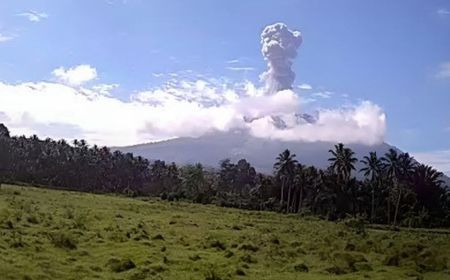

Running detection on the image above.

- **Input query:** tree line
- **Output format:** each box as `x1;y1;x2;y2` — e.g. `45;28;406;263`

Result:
0;123;448;227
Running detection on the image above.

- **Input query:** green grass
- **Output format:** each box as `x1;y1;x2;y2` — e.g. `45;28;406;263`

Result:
0;184;449;280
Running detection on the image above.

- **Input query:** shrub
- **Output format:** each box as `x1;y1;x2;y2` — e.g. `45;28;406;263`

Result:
189;254;201;261
240;254;257;264
224;250;234;258
239;243;259;252
236;268;246;276
210;240;226;250
107;257;136;272
152;234;165;241
204;267;223;280
48;231;77;250
26;215;39;224
293;262;309;272
343;216;367;236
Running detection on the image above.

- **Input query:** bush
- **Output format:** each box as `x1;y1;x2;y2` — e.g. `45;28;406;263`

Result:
239;243;259;252
152;234;165;241
107;257;136;272
210;240;226;250
204;267;223;280
343;216;367;236
48;231;77;250
293;262;309;272
236;268;246;276
240;254;257;264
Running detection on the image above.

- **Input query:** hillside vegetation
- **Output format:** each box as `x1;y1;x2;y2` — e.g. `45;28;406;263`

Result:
0;184;449;280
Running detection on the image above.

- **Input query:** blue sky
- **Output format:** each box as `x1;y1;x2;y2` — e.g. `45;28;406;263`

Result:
0;0;449;173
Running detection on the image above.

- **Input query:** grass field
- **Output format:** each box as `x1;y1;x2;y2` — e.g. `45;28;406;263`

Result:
0;184;448;280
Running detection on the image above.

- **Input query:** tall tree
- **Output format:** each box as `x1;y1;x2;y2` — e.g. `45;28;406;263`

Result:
328;143;357;184
381;149;402;225
0;124;11;187
274;149;297;212
360;152;383;221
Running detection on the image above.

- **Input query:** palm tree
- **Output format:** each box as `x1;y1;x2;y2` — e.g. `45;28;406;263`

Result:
411;164;444;218
381;149;399;225
274;149;297;212
328;143;357;184
360;152;383;222
392;153;416;225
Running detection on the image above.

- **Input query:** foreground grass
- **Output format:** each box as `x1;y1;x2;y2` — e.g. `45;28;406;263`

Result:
0;185;448;280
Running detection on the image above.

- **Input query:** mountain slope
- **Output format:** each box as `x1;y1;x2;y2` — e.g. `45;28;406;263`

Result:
117;130;395;173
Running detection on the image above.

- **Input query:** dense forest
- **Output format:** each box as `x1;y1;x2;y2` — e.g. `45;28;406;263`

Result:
0;123;448;228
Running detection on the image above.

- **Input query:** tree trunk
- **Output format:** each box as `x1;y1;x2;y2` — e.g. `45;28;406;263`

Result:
287;183;292;213
371;183;375;222
292;188;298;213
299;185;304;211
387;188;391;225
393;186;402;226
280;176;285;208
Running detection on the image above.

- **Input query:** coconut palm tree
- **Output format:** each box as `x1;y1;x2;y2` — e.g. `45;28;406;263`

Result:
360;152;383;222
328;143;357;184
274;149;298;212
411;164;444;219
390;152;416;225
381;148;404;225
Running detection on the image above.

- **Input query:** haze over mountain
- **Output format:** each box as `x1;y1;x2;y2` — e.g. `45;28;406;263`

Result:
116;130;450;187
116;130;392;174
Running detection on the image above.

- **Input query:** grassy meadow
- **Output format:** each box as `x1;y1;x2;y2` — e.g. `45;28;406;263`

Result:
0;184;449;280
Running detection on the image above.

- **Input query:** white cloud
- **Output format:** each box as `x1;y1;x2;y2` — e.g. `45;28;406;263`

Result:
18;11;48;22
248;101;385;145
0;34;14;42
91;84;119;96
298;83;312;90
226;59;240;64
0;72;386;147
413;150;450;176
312;91;333;99
436;62;450;79
437;8;450;16
52;65;97;86
226;67;255;71
152;73;164;78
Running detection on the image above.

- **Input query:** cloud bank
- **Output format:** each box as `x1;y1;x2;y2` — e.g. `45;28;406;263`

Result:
0;74;385;146
0;23;386;147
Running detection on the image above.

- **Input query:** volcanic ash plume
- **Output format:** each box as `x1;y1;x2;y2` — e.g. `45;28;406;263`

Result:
260;23;302;93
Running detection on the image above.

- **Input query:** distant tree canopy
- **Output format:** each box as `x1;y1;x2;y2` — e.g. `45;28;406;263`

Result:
0;123;448;228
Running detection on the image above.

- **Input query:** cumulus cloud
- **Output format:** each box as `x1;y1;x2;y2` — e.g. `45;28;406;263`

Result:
18;11;48;22
260;23;302;93
52;65;97;86
248;101;385;145
436;62;450;79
